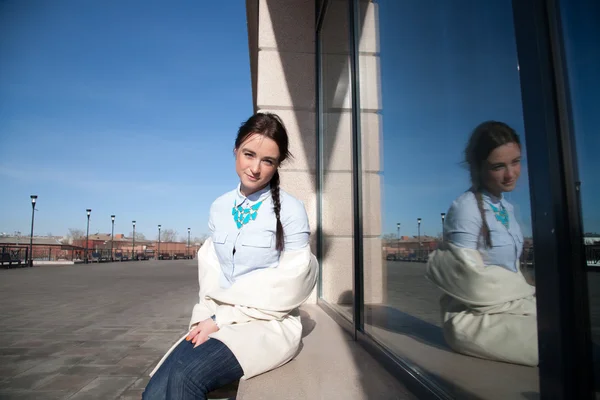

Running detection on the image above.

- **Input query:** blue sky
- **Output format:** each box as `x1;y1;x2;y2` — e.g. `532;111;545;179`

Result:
378;0;533;238
0;0;597;240
377;0;600;238
561;0;600;236
0;1;252;239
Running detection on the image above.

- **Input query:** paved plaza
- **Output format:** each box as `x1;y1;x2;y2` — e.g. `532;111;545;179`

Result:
0;260;198;399
1;257;598;399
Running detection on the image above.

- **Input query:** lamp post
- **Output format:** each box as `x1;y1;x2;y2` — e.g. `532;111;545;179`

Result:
417;217;422;259
110;215;115;261
29;195;37;267
396;222;401;258
441;213;446;239
84;208;92;264
132;221;136;261
187;228;191;259
158;224;161;260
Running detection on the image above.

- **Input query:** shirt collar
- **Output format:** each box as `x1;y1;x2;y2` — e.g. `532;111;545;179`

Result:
481;189;504;206
235;183;271;207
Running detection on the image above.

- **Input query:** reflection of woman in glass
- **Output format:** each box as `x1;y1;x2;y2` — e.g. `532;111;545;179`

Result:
426;121;538;366
143;113;317;399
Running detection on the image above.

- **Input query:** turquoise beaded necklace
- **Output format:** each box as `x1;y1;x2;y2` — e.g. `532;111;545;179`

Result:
489;202;509;229
232;200;264;229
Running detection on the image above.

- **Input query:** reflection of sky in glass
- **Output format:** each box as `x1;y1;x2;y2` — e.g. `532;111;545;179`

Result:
560;0;600;235
377;0;533;237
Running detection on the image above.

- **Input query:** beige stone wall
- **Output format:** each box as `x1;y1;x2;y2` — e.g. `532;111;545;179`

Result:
248;0;317;303
246;0;384;306
319;0;385;305
358;1;385;305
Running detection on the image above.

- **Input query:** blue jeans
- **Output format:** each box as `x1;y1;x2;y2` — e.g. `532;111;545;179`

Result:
143;338;244;400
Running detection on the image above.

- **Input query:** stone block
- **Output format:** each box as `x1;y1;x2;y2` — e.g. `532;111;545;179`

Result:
257;51;316;110
259;0;315;52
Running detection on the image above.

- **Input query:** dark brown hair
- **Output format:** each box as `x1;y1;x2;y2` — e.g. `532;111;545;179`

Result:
235;112;291;251
465;121;521;247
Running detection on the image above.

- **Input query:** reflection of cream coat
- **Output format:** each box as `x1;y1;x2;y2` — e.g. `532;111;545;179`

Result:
426;243;538;366
150;238;318;379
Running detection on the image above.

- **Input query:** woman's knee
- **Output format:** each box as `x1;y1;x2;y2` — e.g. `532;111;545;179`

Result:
167;362;209;397
142;378;165;400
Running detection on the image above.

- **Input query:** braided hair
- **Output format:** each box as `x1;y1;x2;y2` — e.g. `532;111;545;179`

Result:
235;112;291;251
464;121;521;248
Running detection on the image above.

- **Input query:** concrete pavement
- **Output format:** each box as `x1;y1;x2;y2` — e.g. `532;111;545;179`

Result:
0;260;197;399
2;257;594;399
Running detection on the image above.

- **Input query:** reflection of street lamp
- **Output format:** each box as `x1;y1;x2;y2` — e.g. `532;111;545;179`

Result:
417;218;422;257
396;223;401;258
132;221;136;260
187;228;191;259
29;195;38;267
441;213;446;239
85;209;91;264
158;225;161;260
111;215;115;262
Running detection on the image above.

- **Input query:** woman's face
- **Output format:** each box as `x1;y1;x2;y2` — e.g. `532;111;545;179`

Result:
235;133;280;196
482;142;522;197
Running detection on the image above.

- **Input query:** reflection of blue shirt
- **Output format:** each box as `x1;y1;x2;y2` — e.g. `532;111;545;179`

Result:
444;191;523;272
209;184;310;289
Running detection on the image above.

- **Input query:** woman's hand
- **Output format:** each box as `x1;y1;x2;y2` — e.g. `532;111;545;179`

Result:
186;318;219;348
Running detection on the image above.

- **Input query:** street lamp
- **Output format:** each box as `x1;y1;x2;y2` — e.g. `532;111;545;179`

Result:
158;224;161;260
132;221;136;261
85;209;91;264
187;227;191;259
441;213;446;239
417;218;422;258
396;222;401;258
111;215;115;262
29;195;37;267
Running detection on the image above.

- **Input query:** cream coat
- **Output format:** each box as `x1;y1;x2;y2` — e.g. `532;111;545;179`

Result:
150;238;318;379
426;243;538;366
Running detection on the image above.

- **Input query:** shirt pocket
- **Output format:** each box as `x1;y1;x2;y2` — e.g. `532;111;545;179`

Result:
490;229;513;247
241;232;274;248
487;229;517;271
212;231;228;245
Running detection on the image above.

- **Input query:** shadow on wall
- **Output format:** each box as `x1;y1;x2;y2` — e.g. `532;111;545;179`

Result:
262;0;360;190
264;1;400;398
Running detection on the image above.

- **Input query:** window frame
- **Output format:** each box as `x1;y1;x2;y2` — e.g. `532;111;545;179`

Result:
314;0;595;398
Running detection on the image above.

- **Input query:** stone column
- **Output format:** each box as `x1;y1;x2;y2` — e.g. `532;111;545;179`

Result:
246;0;384;305
247;0;317;302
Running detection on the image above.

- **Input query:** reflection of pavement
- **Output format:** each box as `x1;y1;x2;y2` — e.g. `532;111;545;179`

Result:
587;273;600;344
384;261;443;327
384;260;600;346
370;261;540;399
0;260;197;399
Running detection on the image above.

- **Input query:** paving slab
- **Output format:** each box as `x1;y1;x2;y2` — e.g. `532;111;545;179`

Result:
0;259;432;399
0;260;196;399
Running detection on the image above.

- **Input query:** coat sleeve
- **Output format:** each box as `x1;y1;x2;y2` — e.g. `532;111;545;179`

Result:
189;239;291;329
213;304;289;326
207;247;317;326
188;239;221;330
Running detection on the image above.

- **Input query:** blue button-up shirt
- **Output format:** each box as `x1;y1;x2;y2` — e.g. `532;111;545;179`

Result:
208;184;310;289
444;191;523;272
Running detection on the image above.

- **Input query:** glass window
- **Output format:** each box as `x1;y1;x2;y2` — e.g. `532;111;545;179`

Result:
357;1;538;398
319;0;354;321
559;0;600;393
